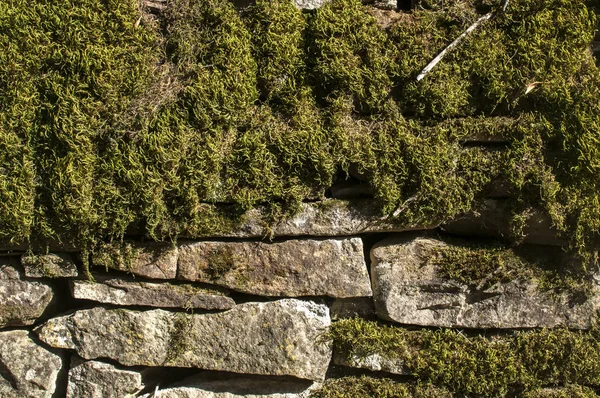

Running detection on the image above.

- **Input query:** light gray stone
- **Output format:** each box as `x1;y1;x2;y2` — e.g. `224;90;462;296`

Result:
177;238;371;298
333;351;409;375
36;299;331;381
205;200;434;239
92;242;178;279
330;297;376;320
0;330;62;398
0;279;53;327
293;0;328;9
66;358;144;398
141;373;317;398
371;235;600;329
21;253;78;278
71;278;235;310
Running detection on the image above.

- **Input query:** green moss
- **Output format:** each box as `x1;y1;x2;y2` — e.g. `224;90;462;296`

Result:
329;319;600;397
205;246;236;280
165;311;193;366
0;0;599;267
310;377;451;398
311;377;600;398
428;242;593;297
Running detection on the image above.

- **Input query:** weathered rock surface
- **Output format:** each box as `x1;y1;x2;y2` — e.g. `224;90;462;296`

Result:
205;200;433;239
36;299;331;380
66;357;144;398
0;279;53;327
330;297;376;320
371;235;600;329
71;278;235;310
92;242;178;279
293;0;327;9
333;351;409;375
141;373;317;398
0;330;62;398
178;238;371;298
21;253;78;278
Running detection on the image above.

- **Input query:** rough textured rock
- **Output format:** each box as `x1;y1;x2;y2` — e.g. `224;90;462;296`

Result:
92;242;178;279
36;299;331;381
371;235;600;329
141;373;317;398
0;279;53;327
0;330;62;398
293;0;327;9
178;238;371;298
330;297;376;320
0;256;21;280
333;351;409;375
66;357;144;398
71;278;235;310
21;253;78;278
205;200;433;239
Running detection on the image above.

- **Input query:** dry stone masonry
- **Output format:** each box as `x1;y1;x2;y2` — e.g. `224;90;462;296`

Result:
3;0;600;396
2;197;599;396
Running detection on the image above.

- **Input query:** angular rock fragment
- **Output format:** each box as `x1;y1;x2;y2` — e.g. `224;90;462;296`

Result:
92;242;178;279
36;299;331;381
371;235;600;329
66;357;144;398
178;238;371;298
21;253;78;278
71;278;235;310
0;330;62;398
0;279;53;327
140;373;317;398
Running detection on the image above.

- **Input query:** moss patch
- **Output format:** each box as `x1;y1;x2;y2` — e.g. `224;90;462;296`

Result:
329;318;600;397
311;377;452;398
1;0;600;267
428;241;593;297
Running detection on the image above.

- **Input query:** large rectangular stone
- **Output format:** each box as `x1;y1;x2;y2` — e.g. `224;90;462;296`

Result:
177;238;372;298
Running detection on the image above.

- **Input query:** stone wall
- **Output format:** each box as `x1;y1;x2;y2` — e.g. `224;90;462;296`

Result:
2;193;599;397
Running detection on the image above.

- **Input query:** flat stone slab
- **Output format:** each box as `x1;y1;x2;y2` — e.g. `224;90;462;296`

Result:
66;358;144;398
371;235;600;329
21;253;78;278
71;278;235;310
204;200;433;239
0;279;53;327
0;330;62;398
141;373;317;398
35;299;331;381
92;242;178;279
178;238;371;298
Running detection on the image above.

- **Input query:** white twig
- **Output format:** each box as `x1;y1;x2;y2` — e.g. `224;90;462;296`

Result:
417;12;494;81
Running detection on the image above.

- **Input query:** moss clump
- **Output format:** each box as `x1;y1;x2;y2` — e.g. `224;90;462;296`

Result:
307;0;393;114
329;318;600;397
205;247;236;280
428;242;593;297
1;0;600;268
310;377;451;398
